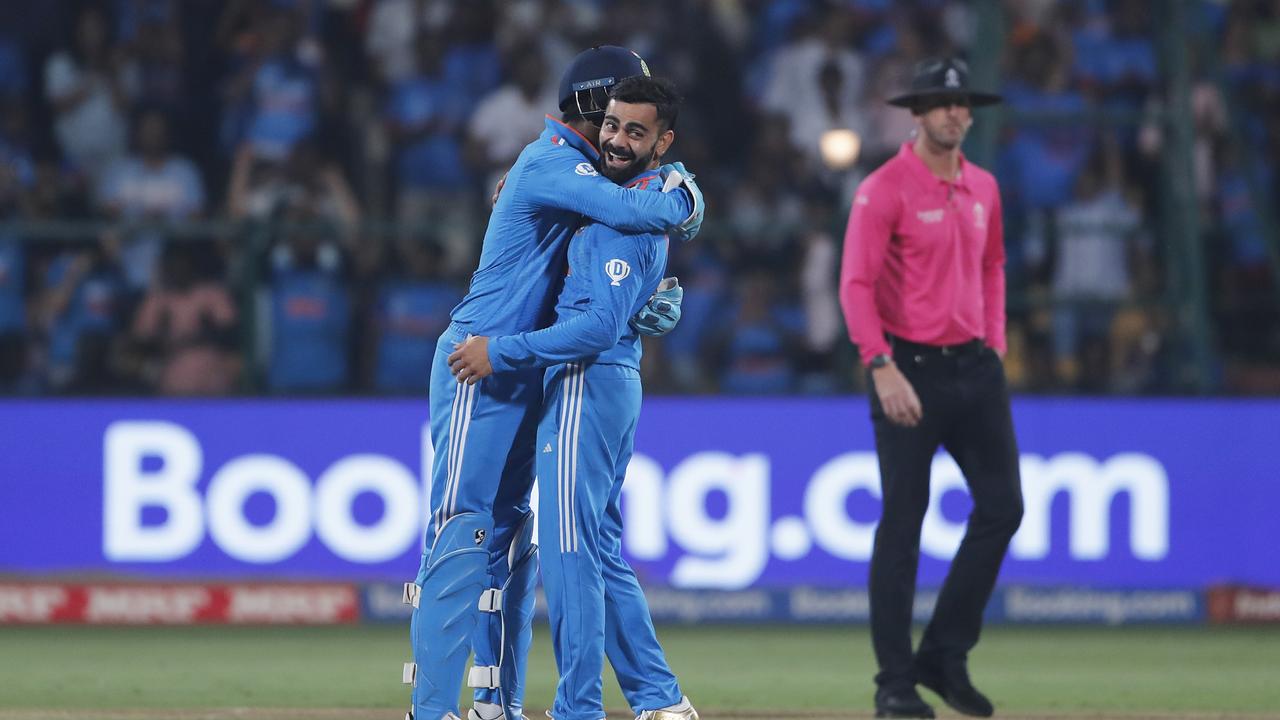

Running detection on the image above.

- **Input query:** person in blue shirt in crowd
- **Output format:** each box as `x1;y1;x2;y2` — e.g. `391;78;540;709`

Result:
445;75;699;720
39;243;126;392
400;47;703;720
264;192;351;394
372;240;462;394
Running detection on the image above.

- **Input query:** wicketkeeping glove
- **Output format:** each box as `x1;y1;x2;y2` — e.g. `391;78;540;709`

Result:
629;277;683;337
659;162;704;243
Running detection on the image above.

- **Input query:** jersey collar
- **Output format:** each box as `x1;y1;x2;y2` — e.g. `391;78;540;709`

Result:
624;169;661;189
544;115;600;162
899;140;970;191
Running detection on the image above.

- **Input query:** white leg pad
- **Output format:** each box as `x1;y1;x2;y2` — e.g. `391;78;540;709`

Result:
402;662;417;685
403;582;421;608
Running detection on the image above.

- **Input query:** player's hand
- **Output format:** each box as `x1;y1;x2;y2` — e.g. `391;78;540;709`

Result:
659;162;703;243
447;336;493;385
630;277;683;336
871;362;923;427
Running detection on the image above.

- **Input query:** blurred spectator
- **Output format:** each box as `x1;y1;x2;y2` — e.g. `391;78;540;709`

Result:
1072;0;1157;112
660;245;728;393
0;155;26;389
366;0;440;85
129;243;239;395
228;142;360;239
465;42;556;197
725;116;806;267
43;5;128;179
37;243;126;392
118;5;186;115
441;1;502;109
223;7;323;161
0;33;27;99
797;211;843;393
760;6;866;168
261;192;352;394
1000;29;1092;212
862;52;919;166
1048;138;1148;390
96;108;205;290
369;239;460;394
387;31;475;273
713;272;800;394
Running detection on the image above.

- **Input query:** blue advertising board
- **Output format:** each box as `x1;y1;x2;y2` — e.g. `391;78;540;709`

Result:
1;398;1276;590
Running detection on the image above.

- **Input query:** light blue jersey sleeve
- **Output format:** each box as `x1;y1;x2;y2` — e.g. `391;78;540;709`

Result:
519;150;689;233
487;228;656;372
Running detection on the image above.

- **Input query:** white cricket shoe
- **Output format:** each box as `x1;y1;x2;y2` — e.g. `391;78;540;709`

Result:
468;702;529;720
636;696;699;720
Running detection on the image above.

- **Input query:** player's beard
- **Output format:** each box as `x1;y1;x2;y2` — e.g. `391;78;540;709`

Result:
922;117;969;151
600;139;657;183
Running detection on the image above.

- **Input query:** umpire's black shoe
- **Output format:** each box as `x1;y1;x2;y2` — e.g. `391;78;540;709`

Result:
915;660;994;717
874;687;935;718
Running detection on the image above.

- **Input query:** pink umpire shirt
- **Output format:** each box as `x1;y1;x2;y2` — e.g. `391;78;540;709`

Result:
839;141;1007;366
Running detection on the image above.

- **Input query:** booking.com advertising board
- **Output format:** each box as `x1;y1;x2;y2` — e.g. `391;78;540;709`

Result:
0;398;1276;591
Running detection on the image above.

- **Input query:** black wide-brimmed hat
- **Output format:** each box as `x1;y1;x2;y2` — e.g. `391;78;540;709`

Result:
887;57;1002;109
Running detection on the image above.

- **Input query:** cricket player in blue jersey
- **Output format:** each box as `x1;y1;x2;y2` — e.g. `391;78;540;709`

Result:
402;48;704;720
447;76;699;720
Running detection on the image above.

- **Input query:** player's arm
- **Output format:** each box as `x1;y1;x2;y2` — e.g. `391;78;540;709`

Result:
489;230;649;370
520;151;694;235
981;189;1007;358
448;231;651;383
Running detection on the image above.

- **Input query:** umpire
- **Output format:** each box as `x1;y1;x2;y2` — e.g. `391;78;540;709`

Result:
839;58;1023;719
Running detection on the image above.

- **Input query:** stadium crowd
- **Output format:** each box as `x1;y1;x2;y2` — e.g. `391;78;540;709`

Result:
0;0;1275;396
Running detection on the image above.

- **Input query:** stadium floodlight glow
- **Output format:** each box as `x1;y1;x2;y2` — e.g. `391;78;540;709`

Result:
819;128;861;171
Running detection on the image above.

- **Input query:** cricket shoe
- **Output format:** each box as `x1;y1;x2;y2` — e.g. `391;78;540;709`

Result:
915;660;993;717
874;687;935;718
636;696;699;720
469;702;528;720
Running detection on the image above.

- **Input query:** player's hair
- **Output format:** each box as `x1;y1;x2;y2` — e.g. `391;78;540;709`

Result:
608;76;681;131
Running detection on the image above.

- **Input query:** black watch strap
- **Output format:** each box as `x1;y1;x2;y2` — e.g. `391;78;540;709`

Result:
869;353;892;369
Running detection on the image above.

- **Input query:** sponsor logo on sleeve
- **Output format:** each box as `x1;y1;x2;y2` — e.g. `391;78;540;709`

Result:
575;162;599;177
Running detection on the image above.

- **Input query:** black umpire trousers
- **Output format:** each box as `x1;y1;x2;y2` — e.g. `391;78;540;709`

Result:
867;337;1023;691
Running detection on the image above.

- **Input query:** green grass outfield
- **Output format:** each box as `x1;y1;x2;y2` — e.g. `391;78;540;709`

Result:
1;624;1278;718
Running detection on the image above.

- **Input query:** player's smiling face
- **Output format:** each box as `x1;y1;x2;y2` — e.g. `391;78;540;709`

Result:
598;100;673;183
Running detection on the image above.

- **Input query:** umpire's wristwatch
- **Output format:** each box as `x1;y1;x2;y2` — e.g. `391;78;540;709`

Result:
869;353;893;370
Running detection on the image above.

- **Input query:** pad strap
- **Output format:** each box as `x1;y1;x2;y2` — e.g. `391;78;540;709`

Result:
403;582;421;608
478;588;502;612
468;665;500;689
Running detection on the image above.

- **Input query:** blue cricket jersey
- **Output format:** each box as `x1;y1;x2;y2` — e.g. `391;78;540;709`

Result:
450;116;688;336
487;169;669;372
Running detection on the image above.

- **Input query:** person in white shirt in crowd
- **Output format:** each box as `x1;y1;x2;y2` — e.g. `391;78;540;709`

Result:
44;5;128;180
96;108;205;291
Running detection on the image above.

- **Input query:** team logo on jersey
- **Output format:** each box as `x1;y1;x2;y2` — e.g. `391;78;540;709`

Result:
973;201;986;229
604;258;631;286
575;162;599;176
